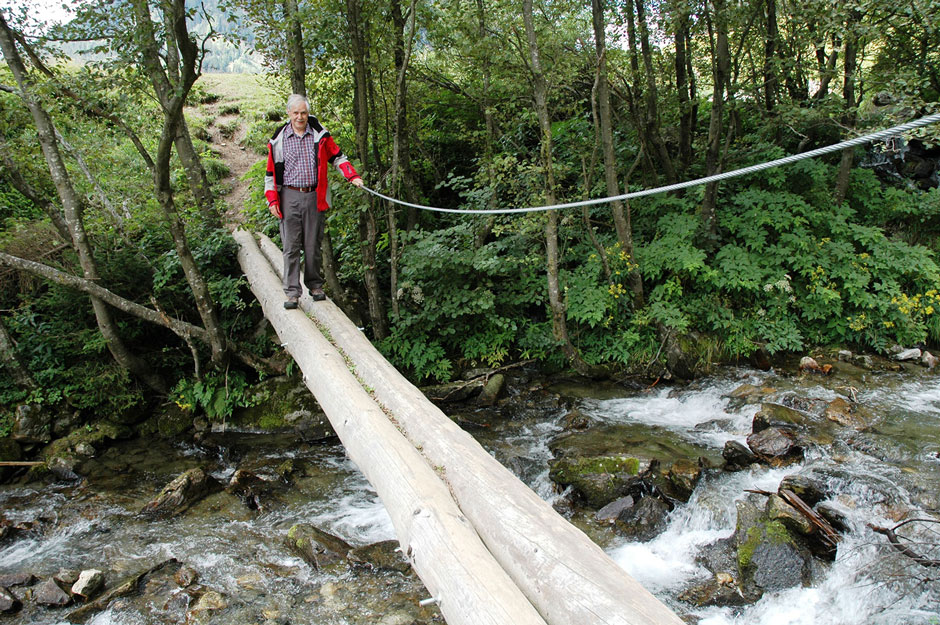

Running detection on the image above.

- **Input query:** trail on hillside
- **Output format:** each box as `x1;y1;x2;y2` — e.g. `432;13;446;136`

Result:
205;101;261;226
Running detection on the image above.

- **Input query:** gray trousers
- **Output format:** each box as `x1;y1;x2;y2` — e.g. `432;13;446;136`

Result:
280;187;325;297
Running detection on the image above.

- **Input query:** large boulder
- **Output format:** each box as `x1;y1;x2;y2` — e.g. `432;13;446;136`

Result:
548;455;642;508
614;495;672;541
11;404;52;446
746;427;804;466
230;376;334;441
36;577;72;607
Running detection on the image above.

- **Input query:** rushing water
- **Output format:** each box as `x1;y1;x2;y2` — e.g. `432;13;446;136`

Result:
1;365;938;624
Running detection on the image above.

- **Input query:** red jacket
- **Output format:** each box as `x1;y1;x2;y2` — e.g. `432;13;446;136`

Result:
264;117;359;214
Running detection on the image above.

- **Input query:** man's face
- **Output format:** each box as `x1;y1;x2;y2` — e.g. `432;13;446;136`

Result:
289;102;309;133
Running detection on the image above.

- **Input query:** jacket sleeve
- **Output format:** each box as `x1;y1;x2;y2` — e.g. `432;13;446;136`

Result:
325;136;360;181
264;143;280;205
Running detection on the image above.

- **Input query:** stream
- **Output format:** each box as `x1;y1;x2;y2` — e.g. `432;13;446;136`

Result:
1;363;938;624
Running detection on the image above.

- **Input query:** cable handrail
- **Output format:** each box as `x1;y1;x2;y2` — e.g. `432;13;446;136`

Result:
361;112;940;215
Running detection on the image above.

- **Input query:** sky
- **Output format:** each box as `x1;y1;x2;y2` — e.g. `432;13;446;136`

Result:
1;0;74;26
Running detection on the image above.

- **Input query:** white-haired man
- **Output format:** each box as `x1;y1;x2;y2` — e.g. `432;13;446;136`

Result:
264;94;363;309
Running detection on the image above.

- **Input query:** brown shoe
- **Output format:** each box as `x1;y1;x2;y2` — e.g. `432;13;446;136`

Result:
310;288;326;302
283;296;299;310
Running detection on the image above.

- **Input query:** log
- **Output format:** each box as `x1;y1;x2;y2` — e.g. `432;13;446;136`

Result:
0;461;44;467
257;234;685;625
234;230;547;625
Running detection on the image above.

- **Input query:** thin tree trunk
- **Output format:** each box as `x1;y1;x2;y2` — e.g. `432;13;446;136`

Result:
283;0;306;95
346;0;387;340
674;2;693;174
131;0;229;366
592;0;643;306
700;0;731;243
813;36;839;99
763;0;779;112
0;13;167;393
834;11;860;206
0;151;71;242
174;118;218;226
522;0;592;377
636;0;677;184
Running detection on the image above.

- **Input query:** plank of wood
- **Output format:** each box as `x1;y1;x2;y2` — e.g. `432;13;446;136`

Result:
235;230;547;625
257;234;685;625
0;461;44;467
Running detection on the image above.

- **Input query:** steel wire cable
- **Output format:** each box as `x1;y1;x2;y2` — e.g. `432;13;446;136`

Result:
361;112;940;215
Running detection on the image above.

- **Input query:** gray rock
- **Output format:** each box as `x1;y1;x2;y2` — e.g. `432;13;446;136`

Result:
767;494;813;536
174;566;199;588
138;467;222;520
894;347;922;361
778;474;827;506
616;496;671;541
722;440;757;470
595;495;635;522
286;524;351;570
348;540;411;573
750;540;805;591
11;404;51;445
74;442;97;458
678;574;748;608
71;569;105;601
36;578;72;606
0;573;35;588
922;351;938;369
747;427;804;466
0;586;21;614
54;569;80;585
752;402;812;432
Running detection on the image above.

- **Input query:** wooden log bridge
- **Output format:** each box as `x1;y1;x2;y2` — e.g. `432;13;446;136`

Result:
234;230;685;625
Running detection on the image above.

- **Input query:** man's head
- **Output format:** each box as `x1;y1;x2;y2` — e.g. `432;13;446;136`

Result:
287;94;309;135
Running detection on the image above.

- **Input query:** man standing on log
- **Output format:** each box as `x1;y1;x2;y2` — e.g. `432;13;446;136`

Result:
265;94;363;309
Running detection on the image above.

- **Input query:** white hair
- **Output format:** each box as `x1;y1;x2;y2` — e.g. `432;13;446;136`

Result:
286;94;309;113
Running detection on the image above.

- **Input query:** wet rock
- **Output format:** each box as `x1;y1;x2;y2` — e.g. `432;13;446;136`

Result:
12;404;52;445
666;458;703;502
823;397;868;430
36;577;72;606
227;469;272;511
816;501;851;533
561;407;591;431
0;586;21;614
139;467;223;519
286;523;351;570
548;456;641;508
922;351;938;369
71;569;105;602
798;356;831;375
477;373;506;406
778;474;827;506
853;354;874;368
424;379;483;403
724;384;776;409
746;427;804;466
752;402;811;432
0;573;35;588
615;495;671;541
595;495;635;522
74;442;96;458
837;350;853;361
722;440;757;471
54;569;80;585
894;347;922;361
678;573;748;608
348;540;411;573
47;454;82;481
0;438;22;483
187;589;227;620
174;566;199;588
767;494;814;536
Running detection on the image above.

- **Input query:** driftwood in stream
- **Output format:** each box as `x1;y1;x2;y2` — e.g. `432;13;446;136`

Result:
747;488;841;549
67;559;179;623
254;233;685;625
870;519;940;569
235;230;547;625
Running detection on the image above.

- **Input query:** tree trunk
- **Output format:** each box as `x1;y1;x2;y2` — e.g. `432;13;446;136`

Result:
700;0;731;243
174;118;218;226
635;0;677;184
834;11;860;206
0;12;167;393
592;0;643;306
762;0;779;112
522;0;592;377
673;2;693;174
346;0;388;340
283;0;306;95
813;36;839;100
131;0;229;366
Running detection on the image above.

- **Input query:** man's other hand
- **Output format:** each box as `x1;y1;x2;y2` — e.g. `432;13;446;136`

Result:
269;202;282;218
351;177;364;188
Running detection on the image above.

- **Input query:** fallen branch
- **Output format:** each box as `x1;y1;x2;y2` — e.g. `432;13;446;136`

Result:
869;520;940;569
0;461;44;467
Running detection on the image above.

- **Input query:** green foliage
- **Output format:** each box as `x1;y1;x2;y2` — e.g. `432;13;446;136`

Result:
171;369;259;421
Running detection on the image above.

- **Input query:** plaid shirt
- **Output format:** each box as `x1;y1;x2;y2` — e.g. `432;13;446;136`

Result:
283;128;317;187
